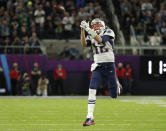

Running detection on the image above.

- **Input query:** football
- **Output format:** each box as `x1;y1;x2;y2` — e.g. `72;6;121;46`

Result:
54;5;65;13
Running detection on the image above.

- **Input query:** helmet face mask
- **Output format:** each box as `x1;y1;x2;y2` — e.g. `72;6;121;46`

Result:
91;18;105;34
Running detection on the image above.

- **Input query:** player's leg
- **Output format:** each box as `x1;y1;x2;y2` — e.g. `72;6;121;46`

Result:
107;64;118;98
87;70;102;119
83;70;102;126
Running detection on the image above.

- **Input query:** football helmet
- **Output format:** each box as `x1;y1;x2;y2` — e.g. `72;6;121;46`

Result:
90;18;105;34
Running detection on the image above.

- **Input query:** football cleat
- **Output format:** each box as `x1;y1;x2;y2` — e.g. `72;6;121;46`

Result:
83;118;95;126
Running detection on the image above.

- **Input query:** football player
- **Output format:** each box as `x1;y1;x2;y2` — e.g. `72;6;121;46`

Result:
80;18;118;126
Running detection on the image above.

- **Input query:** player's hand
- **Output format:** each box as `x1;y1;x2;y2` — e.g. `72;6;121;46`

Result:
80;20;97;38
80;20;90;32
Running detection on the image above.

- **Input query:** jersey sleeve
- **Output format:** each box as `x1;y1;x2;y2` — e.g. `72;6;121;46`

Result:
103;29;115;39
101;32;114;47
85;35;92;46
101;35;111;43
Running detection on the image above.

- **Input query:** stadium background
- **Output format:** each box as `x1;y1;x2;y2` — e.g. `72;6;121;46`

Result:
0;0;166;96
0;0;166;131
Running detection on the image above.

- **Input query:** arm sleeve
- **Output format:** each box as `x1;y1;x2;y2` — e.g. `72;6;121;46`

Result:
101;35;113;43
104;29;115;39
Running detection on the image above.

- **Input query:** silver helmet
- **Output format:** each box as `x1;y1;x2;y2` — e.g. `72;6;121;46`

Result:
91;18;105;34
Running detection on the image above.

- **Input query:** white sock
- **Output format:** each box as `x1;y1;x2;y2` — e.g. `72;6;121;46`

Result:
87;89;97;119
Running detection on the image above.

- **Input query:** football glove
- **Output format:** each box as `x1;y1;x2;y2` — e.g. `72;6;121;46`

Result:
80;21;90;31
80;20;97;38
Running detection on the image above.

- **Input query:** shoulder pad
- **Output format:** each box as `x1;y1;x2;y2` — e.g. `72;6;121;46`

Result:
103;29;115;39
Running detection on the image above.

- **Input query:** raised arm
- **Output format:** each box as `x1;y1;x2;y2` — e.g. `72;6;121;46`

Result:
80;20;102;43
80;28;88;47
93;35;102;43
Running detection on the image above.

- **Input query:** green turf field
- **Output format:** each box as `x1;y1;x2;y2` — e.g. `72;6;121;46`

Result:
0;96;166;131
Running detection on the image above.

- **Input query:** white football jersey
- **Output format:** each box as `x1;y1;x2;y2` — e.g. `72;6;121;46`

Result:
86;28;115;63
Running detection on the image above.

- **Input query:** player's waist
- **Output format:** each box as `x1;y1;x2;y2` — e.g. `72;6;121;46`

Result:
96;62;115;69
97;62;114;65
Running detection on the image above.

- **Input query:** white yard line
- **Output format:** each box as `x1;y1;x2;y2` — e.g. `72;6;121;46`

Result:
0;123;130;126
160;105;166;107
1;129;136;131
1;128;164;131
0;96;166;99
1;119;166;122
120;99;166;108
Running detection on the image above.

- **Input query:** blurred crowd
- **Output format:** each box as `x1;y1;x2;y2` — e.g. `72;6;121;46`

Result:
116;62;133;94
0;62;67;96
0;0;107;54
0;61;133;96
114;0;166;46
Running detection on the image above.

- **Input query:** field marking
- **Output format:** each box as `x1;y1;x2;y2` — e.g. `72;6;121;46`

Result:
160;105;166;107
0;123;130;126
1;129;138;131
120;99;166;108
2;128;165;131
1;96;166;100
1;119;166;122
